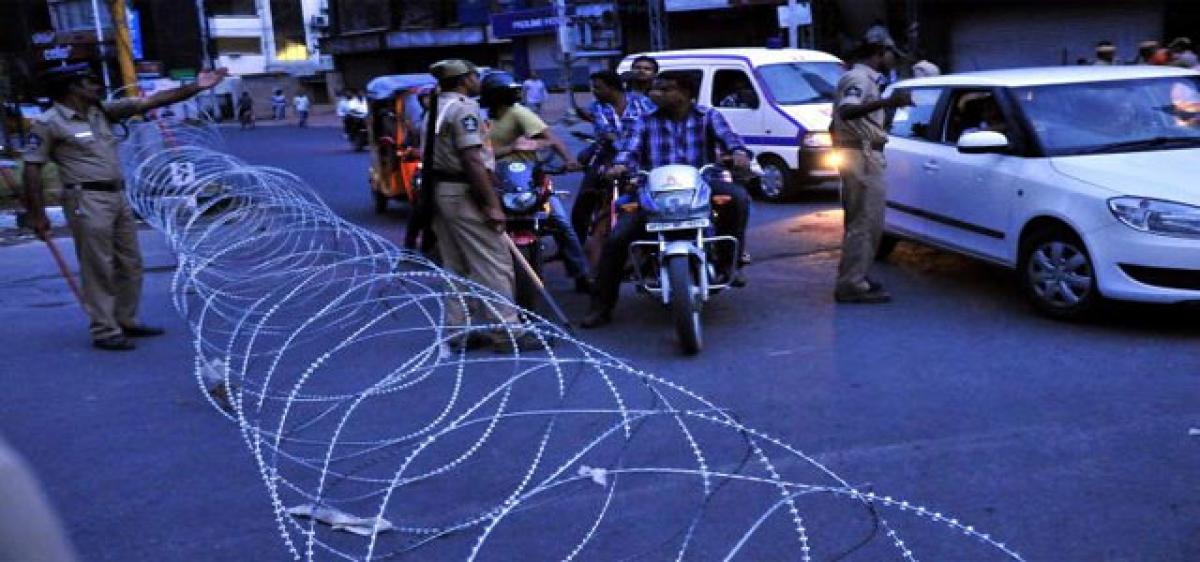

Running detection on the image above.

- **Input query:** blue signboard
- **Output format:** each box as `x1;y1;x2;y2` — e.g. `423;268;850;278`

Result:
126;6;144;60
491;6;561;39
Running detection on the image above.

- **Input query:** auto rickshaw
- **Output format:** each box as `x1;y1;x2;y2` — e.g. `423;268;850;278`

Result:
364;74;436;214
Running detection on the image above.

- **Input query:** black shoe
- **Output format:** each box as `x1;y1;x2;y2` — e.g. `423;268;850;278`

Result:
834;286;892;304
738;252;752;267
94;335;136;351
865;277;885;292
580;309;612;329
447;332;492;352
730;269;748;288
122;324;165;338
574;276;594;294
493;332;554;353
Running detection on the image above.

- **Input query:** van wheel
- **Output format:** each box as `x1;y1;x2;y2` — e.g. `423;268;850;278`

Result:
753;155;795;203
1018;226;1100;320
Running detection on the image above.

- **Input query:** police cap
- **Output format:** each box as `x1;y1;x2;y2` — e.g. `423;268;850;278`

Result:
429;59;478;80
40;62;96;83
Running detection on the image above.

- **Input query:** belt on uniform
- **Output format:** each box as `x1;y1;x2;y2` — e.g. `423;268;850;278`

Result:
422;170;469;184
833;140;887;151
64;181;123;192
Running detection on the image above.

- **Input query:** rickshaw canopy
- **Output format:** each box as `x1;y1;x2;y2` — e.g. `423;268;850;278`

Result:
366;74;436;100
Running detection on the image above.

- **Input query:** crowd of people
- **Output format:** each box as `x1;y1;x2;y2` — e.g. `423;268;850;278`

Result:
1090;36;1199;68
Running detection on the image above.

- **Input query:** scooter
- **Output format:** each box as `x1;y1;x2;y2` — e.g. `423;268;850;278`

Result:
344;109;368;152
625;163;745;355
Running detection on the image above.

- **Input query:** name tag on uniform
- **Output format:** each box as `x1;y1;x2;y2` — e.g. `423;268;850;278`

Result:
73;131;94;139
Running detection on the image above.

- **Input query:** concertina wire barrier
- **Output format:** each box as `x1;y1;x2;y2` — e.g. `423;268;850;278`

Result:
117;116;1023;561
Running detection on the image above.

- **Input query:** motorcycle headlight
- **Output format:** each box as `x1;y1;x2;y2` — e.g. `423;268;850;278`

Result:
651;189;698;216
802;131;833;148
1108;197;1200;239
502;191;538;213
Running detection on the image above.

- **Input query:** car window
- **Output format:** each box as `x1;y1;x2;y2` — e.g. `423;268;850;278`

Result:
943;90;1010;143
1013;76;1200;156
757;62;843;105
712;69;760;109
888;88;942;141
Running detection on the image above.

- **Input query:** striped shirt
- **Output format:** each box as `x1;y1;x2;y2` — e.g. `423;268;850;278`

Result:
613;104;748;171
590;92;656;138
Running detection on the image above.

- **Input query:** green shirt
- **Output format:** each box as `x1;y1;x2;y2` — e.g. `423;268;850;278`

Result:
487;103;546;163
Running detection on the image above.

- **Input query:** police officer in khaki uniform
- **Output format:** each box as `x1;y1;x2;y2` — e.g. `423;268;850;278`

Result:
832;40;912;304
23;63;228;350
423;59;547;353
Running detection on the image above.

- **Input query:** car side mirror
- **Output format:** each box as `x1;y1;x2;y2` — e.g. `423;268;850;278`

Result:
957;131;1010;154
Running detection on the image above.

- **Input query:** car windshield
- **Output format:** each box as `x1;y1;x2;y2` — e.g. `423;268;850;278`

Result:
757;62;843;105
1013;76;1200;156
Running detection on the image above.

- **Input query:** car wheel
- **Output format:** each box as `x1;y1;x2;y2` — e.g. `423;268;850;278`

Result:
876;234;900;261
753;155;794;203
1019;226;1100;320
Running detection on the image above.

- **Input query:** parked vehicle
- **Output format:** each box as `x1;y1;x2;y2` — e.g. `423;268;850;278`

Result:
364;74;436;214
618;48;844;201
625;164;745;354
880;65;1200;319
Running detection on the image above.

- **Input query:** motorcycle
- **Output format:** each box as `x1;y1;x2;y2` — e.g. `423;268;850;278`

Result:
569;130;624;267
495;158;565;310
344;109;368;152
625;163;747;355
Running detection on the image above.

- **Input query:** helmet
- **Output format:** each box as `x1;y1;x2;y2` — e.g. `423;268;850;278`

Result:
479;71;521;109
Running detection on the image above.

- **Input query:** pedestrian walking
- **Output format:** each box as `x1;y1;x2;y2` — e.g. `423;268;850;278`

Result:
237;91;254;129
521;71;547;114
422;58;547;353
293;91;310;127
21;63;229;350
271;88;286;120
831;38;913;304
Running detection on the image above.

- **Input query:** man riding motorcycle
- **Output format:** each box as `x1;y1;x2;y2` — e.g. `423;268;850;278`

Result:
582;72;753;329
478;72;591;293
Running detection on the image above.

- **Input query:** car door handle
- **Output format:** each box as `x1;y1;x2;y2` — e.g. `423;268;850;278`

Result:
922;161;940;172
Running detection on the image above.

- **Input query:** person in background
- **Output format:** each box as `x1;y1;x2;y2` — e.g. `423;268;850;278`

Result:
237;91;254;129
522;71;548;114
335;90;352;137
1133;40;1161;64
911;59;941;78
1094;41;1118;65
1168;37;1199;68
293;90;310;127
23;63;229;350
627;55;658;95
271;88;286;120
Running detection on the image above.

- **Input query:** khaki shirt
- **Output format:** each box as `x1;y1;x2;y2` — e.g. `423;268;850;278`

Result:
424;92;494;175
832;63;888;147
23;100;142;185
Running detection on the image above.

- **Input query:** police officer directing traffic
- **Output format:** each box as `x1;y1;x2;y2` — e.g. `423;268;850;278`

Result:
22;63;229;351
832;39;912;304
423;59;547;353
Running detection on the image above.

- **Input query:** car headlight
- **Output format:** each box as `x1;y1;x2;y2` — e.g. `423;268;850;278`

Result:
802;132;833;148
502;191;538;213
1108;197;1200;238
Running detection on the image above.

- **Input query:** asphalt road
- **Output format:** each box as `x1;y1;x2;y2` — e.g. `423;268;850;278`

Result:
2;123;1197;561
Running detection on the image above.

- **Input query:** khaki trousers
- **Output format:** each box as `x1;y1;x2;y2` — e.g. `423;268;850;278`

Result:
430;182;520;330
61;189;143;340
836;149;888;292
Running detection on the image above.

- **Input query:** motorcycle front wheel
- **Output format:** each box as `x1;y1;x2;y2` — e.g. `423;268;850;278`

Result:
666;255;702;355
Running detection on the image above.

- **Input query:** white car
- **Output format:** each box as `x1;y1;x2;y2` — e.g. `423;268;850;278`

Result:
879;65;1200;318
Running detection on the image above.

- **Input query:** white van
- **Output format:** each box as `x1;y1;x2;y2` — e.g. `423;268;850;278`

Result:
617;48;844;201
